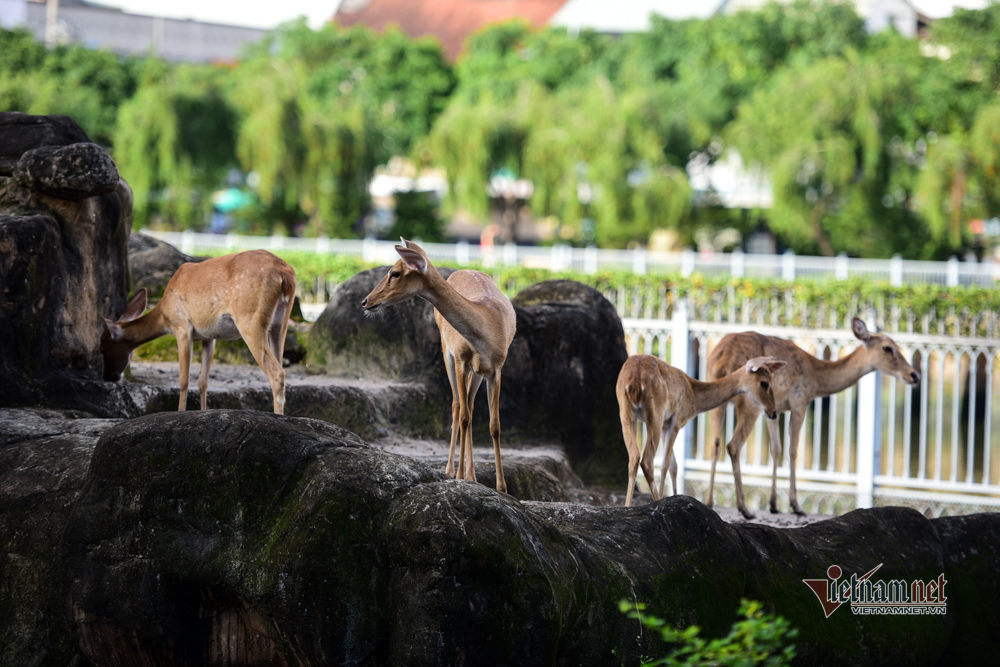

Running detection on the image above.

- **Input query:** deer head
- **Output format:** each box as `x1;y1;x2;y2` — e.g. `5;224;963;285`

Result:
744;356;786;419
361;238;433;312
99;288;147;382
851;318;920;386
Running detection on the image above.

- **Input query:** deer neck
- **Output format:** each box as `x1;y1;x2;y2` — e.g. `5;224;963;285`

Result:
811;345;872;396
690;371;746;414
119;306;170;350
417;269;496;350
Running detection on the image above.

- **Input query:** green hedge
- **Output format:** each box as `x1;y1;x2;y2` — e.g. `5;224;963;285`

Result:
244;250;1000;326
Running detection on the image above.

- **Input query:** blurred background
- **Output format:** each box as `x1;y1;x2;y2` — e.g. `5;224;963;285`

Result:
2;0;999;261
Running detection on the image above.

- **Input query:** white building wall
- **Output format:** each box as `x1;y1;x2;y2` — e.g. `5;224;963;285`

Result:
20;1;266;62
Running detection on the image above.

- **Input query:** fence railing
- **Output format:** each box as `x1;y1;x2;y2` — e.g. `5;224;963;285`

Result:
623;303;1000;516
142;230;1000;287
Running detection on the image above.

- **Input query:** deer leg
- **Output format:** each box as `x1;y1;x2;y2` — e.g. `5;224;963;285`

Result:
268;298;291;364
619;398;641;507
640;403;662;501
176;330;193;412
788;408;806;515
238;321;286;415
444;350;460;478
767;416;782;513
199;339;216;411
487;371;506;494
462;373;484;483
706;406;725;507
726;409;760;519
658;419;681;498
454;360;470;480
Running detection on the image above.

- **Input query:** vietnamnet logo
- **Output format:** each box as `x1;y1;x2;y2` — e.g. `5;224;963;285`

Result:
803;564;948;617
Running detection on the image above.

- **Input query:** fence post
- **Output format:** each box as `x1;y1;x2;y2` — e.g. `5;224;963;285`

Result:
457;240;470;266
317;236;331;254
856;371;878;509
836;252;849;280
270;234;284;250
670;298;690;496
632;246;647;275
181;229;195;255
550;244;562;271
226;232;239;251
681;248;695;277
947;256;959;287
782;249;796;281
362;236;377;263
731;248;744;278
503;242;517;266
584;245;598;274
890;254;903;286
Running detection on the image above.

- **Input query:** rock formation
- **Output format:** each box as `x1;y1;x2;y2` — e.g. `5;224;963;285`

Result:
0;112;132;407
311;271;628;484
28;410;990;666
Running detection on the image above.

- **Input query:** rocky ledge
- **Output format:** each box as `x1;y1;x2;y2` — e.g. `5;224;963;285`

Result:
2;410;997;666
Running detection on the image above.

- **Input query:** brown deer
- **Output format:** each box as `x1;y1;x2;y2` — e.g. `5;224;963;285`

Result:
361;239;517;492
706;318;920;519
100;250;297;414
617;354;785;507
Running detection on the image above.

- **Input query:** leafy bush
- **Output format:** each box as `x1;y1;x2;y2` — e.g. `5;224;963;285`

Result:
619;598;797;667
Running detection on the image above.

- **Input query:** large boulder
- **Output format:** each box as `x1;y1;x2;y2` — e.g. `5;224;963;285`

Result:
0;112;132;408
42;410;993;666
128;232;204;298
0;112;90;172
14;142;120;201
310;274;628;485
309;265;455;385
0;409;120;666
504;280;629;484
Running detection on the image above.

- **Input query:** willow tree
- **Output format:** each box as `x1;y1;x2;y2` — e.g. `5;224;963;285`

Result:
228;54;375;237
916;105;1000;248
113;64;236;228
727;45;935;257
427;75;692;247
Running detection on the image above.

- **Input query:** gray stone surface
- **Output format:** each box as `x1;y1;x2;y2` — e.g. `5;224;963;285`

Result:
14;142;120;201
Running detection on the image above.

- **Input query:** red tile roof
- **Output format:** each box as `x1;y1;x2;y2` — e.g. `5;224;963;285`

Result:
334;0;569;61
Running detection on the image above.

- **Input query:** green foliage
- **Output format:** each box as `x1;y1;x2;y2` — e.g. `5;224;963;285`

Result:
390;190;445;241
240;251;1000;331
9;0;1000;257
619;599;797;667
114;64;237;228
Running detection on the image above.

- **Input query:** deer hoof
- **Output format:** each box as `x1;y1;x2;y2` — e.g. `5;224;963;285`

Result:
792;506;807;517
769;501;780;514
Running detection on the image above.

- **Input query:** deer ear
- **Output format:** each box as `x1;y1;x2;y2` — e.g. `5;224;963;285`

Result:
102;318;122;341
395;246;427;272
745;356;772;373
765;360;786;373
121;289;147;322
852;317;871;342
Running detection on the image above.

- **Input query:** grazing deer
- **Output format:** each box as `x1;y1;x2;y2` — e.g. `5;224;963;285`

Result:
706;318;921;519
100;250;297;414
361;239;517;492
617;354;785;507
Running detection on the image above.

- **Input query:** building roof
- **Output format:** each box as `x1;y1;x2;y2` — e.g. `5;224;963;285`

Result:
333;0;568;61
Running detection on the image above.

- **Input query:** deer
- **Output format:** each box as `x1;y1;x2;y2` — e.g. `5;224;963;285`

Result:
99;249;297;414
617;354;785;507
705;318;921;519
361;238;517;493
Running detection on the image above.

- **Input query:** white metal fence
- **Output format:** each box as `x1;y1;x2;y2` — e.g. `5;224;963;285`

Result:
623;302;1000;516
142;230;1000;287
